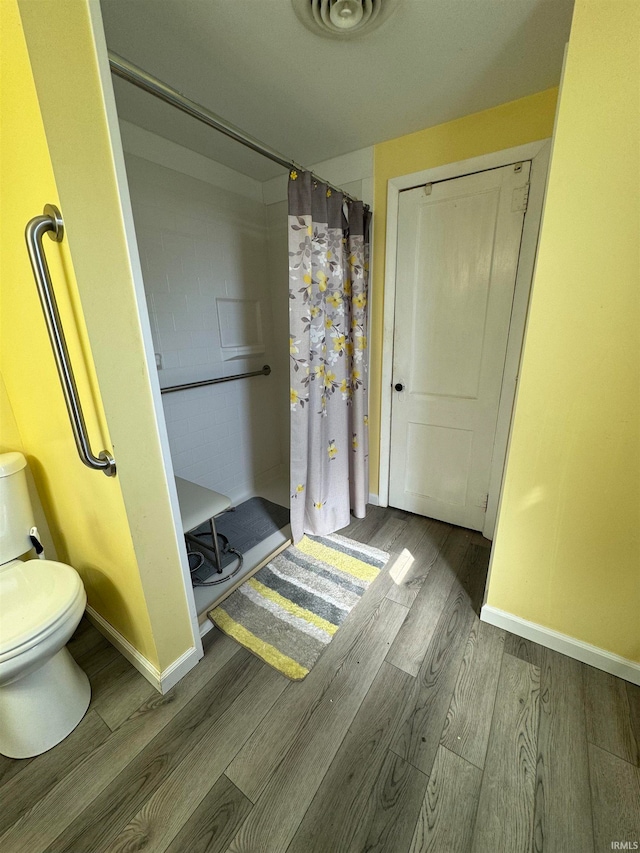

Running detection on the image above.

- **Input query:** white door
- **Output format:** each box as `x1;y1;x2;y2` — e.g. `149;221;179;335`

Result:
389;162;530;530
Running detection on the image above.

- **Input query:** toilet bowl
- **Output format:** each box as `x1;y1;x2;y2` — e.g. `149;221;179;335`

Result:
0;452;91;758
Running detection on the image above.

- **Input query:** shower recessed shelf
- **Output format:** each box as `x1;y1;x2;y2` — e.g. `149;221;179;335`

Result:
216;297;265;361
222;346;265;361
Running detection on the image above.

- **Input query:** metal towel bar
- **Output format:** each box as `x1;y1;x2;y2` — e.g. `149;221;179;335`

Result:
161;364;271;395
25;205;116;477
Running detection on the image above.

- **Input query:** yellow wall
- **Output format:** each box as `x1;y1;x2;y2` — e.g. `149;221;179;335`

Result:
0;0;159;665
486;0;640;662
2;0;197;673
18;0;197;672
0;374;58;559
371;88;558;488
0;376;24;459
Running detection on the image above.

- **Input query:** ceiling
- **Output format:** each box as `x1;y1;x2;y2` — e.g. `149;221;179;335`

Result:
100;0;574;181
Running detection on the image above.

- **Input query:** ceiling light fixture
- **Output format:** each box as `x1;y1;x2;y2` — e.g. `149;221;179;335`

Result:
292;0;401;39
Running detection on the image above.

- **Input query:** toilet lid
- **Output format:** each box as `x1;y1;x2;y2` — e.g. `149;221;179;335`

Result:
0;559;84;654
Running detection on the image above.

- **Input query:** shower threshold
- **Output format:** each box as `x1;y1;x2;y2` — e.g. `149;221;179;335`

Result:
194;513;291;638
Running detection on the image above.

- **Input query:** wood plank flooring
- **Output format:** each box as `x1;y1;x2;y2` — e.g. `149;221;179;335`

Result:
1;506;638;853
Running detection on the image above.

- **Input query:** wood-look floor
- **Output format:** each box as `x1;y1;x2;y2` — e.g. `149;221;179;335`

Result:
1;506;639;853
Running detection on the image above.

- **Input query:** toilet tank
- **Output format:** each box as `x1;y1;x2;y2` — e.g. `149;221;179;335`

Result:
0;452;35;565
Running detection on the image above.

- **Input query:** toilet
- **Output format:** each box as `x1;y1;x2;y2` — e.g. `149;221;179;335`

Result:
0;452;90;758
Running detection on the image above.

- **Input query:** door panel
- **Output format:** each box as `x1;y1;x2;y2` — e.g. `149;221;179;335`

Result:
389;163;530;529
409;189;499;399
404;423;473;506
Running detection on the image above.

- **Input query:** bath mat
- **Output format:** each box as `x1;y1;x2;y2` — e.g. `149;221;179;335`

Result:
190;496;290;584
208;533;389;680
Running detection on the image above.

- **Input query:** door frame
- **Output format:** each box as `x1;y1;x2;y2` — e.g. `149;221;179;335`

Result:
379;139;551;538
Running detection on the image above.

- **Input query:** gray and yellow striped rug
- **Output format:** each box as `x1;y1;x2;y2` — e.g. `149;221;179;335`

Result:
208;533;389;680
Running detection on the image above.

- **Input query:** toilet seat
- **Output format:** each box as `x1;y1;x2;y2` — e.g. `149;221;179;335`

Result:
0;559;85;659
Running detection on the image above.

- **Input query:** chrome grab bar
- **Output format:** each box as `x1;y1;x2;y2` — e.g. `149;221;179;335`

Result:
25;205;116;477
160;364;271;395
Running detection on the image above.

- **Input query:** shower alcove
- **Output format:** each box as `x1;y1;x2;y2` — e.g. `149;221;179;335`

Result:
116;117;293;630
109;54;372;637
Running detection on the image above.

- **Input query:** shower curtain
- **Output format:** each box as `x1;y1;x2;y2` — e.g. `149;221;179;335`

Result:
288;170;371;543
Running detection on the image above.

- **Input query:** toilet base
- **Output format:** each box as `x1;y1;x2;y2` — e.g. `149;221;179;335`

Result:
0;646;91;758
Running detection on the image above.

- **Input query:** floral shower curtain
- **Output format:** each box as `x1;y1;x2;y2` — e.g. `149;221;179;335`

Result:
288;170;371;544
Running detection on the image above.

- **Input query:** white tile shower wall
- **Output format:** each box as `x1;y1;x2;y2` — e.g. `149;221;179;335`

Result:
123;148;287;499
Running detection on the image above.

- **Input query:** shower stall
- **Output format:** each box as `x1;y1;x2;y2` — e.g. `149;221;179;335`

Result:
109;53;369;628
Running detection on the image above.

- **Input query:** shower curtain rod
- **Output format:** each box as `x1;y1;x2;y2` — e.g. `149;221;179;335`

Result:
108;52;368;208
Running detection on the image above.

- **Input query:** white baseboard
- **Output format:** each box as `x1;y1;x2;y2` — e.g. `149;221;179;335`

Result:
481;605;640;686
85;605;202;694
158;645;202;694
368;492;380;506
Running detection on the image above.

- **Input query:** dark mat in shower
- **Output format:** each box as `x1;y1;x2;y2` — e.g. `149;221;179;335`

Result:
189;496;290;584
